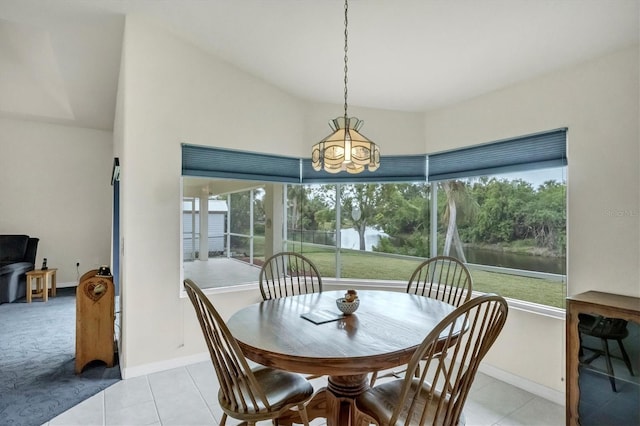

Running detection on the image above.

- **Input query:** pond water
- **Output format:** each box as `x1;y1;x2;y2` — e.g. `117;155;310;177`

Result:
463;246;566;275
341;227;565;275
340;227;388;251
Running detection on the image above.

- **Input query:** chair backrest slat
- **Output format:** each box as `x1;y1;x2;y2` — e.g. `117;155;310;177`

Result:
407;255;473;307
259;252;322;301
183;279;271;414
390;294;508;425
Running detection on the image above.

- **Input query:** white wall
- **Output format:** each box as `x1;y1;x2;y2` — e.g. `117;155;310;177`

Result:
116;16;639;402
422;45;639;399
116;16;429;375
424;45;639;298
0;118;113;284
117;16;308;372
304;103;427;155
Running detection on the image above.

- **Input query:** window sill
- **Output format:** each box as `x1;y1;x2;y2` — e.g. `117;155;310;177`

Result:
323;278;566;319
179;277;566;320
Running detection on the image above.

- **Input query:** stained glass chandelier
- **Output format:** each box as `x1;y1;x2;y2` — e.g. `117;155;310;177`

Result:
311;0;380;174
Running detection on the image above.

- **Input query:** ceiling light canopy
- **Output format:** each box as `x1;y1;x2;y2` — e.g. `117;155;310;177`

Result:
311;0;380;174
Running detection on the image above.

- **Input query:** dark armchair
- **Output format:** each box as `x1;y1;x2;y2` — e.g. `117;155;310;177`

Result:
0;235;39;303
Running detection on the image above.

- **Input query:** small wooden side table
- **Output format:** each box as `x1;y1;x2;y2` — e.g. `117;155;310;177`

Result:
25;268;57;303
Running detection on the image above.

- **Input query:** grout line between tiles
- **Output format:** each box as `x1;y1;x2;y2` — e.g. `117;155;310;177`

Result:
102;391;107;426
492;392;537;426
185;364;218;422
145;374;162;425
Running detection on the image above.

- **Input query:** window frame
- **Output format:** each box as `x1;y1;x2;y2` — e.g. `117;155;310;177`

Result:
181;128;567;309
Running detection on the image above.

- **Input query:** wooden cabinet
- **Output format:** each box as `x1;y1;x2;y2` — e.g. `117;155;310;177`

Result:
566;291;640;425
75;272;115;374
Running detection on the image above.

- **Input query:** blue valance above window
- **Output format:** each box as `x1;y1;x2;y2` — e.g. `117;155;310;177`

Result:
301;155;427;183
182;144;427;184
427;128;567;182
182;128;566;184
182;144;301;183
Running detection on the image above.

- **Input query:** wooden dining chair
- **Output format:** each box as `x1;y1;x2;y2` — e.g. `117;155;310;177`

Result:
406;255;473;307
183;279;314;426
258;252;325;381
259;252;322;301
370;255;473;386
354;294;508;426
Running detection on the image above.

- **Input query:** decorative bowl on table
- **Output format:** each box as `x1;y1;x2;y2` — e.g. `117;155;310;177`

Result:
336;297;360;315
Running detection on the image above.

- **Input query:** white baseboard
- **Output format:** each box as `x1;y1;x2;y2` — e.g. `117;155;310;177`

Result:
479;363;565;406
121;352;210;380
57;281;77;289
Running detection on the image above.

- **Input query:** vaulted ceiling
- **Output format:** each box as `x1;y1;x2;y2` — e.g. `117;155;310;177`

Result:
1;0;638;131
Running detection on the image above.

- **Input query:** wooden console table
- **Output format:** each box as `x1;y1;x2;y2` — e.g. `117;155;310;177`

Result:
566;291;640;425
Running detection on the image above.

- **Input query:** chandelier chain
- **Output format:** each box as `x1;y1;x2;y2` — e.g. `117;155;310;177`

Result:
343;0;349;118
311;0;379;175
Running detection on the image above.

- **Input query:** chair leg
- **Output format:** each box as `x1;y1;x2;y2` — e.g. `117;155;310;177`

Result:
369;371;378;387
297;403;310;426
601;338;617;392
617;339;635;376
220;413;227;425
370;367;408;387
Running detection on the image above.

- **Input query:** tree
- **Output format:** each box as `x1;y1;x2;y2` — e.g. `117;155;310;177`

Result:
287;185;335;244
229;191;251;235
440;180;478;261
469;178;533;244
287;185;307;231
375;183;431;257
342;184;383;250
522;180;566;252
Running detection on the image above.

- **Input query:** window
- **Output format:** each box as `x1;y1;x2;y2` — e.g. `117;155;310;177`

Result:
435;168;567;308
182;181;264;289
182;197;228;261
181;128;567;307
284;172;566;308
287;183;430;281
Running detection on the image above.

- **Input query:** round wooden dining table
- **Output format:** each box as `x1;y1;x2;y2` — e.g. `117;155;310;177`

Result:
226;289;458;426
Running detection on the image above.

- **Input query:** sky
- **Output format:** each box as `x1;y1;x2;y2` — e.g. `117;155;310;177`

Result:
489;166;566;189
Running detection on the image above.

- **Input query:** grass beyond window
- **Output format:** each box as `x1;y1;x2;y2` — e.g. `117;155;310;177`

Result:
285;244;565;309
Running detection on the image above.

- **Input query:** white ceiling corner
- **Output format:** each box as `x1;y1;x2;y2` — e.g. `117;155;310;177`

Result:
0;0;637;131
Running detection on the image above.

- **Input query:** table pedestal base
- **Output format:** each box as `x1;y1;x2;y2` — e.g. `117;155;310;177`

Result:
277;373;369;426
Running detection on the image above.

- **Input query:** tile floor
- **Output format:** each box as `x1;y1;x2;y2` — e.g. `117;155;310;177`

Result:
43;361;565;426
183;258;260;289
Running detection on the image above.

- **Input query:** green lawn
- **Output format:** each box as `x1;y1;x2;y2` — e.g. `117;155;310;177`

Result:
470;270;565;308
281;243;566;309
